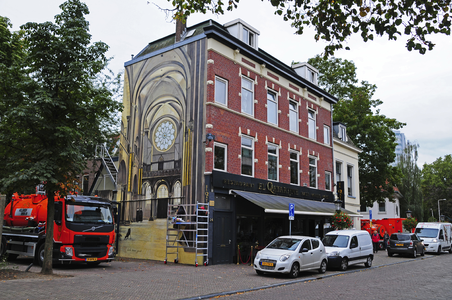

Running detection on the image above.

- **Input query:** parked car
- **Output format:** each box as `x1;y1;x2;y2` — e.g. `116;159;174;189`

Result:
415;222;452;254
253;236;328;278
387;233;425;257
322;229;373;271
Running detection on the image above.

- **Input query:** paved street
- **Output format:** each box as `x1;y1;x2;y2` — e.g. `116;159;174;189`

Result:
1;251;449;299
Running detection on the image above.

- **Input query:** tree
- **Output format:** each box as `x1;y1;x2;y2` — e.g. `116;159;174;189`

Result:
421;155;452;221
164;0;452;56
396;142;423;220
0;0;122;274
308;55;405;207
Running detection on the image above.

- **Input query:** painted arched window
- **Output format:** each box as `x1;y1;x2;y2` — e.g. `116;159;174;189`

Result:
173;181;181;205
157;184;168;199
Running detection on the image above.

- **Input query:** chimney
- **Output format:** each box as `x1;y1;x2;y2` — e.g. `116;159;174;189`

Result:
175;18;186;43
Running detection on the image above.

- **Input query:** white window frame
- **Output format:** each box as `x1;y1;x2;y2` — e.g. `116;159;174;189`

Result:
336;161;343;182
289;100;298;133
324;125;330;145
290;150;299;185
379;202;386;212
339;124;347;142
241;135;254;176
308;109;316;140
267;143;278;181
347;164;354;196
241;76;254;116
309;156;317;188
214;76;228;106
267;89;278;125
325;171;332;191
213;142;227;172
242;27;255;47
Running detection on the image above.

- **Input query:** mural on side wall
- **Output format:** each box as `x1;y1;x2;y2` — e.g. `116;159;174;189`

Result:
117;40;207;261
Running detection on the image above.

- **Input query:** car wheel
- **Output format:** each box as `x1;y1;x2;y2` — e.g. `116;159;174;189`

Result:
421;247;425;256
255;270;264;276
289;263;300;278
318;260;327;274
339;258;348;271
364;256;373;267
449;248;452;254
388;251;394;257
412;248;417;258
437;246;442;255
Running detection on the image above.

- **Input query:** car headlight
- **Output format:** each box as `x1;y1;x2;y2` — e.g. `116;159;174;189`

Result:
327;251;340;257
432;239;438;243
64;247;73;257
255;251;261;260
108;246;115;256
279;253;291;262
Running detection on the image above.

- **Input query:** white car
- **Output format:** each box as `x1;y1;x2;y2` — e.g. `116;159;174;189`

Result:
253;235;328;278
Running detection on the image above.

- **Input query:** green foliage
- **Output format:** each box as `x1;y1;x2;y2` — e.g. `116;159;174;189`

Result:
428;216;438;222
331;211;353;230
421;155;452;221
0;0;122;273
396;142;423;220
402;217;418;232
308;56;405;207
167;0;452;56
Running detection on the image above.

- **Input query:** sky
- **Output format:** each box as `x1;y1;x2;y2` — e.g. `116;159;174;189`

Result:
2;0;451;167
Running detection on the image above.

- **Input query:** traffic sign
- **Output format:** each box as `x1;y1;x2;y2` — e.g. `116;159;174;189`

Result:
289;203;295;220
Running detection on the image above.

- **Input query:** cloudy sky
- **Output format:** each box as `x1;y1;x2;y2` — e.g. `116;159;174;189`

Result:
2;0;451;166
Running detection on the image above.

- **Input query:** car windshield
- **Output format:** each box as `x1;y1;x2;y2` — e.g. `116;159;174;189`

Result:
66;204;113;224
266;238;301;251
390;234;410;241
322;235;349;247
415;228;438;238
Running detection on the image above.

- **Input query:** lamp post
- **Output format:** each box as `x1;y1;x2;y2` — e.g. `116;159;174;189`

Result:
438;199;446;222
333;198;343;213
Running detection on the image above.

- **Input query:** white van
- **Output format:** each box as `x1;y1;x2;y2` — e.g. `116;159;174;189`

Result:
415;222;452;254
322;229;373;271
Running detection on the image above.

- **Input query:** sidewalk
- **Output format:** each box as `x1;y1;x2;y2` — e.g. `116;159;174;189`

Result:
1;251;433;300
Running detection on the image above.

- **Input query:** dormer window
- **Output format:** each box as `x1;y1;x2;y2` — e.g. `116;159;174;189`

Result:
291;62;319;85
338;124;347;142
224;19;260;49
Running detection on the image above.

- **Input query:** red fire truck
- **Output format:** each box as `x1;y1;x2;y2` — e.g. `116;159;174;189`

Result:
361;218;405;249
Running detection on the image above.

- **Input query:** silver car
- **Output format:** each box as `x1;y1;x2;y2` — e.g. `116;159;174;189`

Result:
254;235;328;278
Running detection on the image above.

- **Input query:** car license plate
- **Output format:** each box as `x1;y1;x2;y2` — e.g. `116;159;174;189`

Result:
261;261;274;267
86;257;97;262
395;244;403;246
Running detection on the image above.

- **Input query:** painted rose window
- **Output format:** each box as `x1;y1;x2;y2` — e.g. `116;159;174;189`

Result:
153;119;177;152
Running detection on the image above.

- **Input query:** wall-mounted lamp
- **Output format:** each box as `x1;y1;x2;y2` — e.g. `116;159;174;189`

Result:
206;133;216;146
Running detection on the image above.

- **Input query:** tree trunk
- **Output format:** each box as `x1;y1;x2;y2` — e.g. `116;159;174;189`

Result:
41;189;55;275
0;194;5;255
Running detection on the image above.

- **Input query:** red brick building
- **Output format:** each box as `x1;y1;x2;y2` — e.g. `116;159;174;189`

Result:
118;19;346;265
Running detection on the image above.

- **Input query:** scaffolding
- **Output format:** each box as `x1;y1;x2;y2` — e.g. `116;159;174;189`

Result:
165;201;209;266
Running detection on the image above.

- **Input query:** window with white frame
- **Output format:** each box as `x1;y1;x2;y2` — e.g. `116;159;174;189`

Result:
215;76;227;106
309;156;317;188
308;109;316;139
347;165;353;196
324;125;330;145
289;100;298;133
336;161;342;182
325;171;331;191
339;124;347;142
267;90;278;125
214;142;227;171
267;144;278;181
241;136;254;176
290;151;299;185
241;77;254;115
242;27;255;47
379;202;386;212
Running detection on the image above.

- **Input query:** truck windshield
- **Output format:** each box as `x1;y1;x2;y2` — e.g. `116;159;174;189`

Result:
415;228;438;238
66;204;113;224
322;235;349;248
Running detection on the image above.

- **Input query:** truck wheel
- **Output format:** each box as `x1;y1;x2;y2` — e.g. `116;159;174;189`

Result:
37;244;45;266
339;258;348;271
437;246;442;255
364;256;373;267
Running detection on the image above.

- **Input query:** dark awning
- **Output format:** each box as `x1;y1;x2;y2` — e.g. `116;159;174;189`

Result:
232;190;361;217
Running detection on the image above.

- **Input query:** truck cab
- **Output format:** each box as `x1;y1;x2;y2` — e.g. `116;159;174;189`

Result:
415;222;452;254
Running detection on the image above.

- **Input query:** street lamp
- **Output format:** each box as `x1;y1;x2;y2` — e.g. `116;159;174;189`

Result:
438;199;446;222
333;198;343;212
406;209;412;219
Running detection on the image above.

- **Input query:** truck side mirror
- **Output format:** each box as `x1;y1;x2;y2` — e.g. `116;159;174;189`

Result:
54;202;62;225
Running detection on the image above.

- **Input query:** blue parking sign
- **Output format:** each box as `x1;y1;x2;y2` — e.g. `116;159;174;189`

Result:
289;203;295;220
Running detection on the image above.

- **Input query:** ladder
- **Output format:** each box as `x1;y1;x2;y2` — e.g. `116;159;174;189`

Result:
164;201;209;266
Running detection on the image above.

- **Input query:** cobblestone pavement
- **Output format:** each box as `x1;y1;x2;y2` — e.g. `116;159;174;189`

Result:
0;251;444;300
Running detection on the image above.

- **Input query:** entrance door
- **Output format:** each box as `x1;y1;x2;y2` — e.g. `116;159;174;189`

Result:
212;211;233;264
